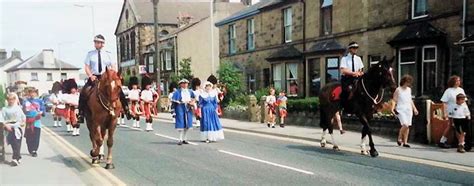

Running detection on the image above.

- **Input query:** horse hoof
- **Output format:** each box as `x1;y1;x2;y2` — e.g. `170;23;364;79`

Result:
333;146;340;151
105;163;115;169
370;150;379;157
91;159;100;164
320;143;326;148
99;155;105;160
361;150;368;155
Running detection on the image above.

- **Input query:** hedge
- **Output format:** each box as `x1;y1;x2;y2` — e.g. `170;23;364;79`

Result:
286;97;319;113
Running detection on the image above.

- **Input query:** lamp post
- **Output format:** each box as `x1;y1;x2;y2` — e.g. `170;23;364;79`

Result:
74;4;96;37
152;0;161;109
57;41;75;76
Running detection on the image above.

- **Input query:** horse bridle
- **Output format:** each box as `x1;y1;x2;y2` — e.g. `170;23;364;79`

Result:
361;78;384;105
97;81;117;116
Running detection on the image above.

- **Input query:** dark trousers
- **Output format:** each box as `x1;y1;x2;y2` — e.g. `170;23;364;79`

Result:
7;128;22;160
24;127;41;154
340;76;357;108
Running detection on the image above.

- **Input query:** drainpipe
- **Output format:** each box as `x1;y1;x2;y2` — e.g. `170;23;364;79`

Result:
462;0;467;79
302;0;307;97
174;36;178;75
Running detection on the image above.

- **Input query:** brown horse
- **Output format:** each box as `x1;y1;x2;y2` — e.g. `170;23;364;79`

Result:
84;68;122;169
319;57;396;157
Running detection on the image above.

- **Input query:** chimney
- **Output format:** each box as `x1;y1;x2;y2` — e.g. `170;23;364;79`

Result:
0;49;7;61
42;49;56;68
11;49;21;59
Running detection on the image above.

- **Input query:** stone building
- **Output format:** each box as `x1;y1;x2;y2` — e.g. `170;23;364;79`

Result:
114;0;212;82
216;0;466;99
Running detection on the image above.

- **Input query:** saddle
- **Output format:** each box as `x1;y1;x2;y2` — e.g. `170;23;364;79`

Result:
330;79;359;102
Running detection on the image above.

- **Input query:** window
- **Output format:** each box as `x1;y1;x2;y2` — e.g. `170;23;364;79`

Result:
120;37;125;61
229;24;237;54
369;55;381;67
125;35;130;60
283;7;292;43
148;55;154;73
326;57;340;83
47;73;53;81
30;72;38;81
248;74;256;93
131;32;136;59
308;58;321;97
398;47;417;96
286;63;298;97
321;0;333;35
61;73;67;80
273;64;283;90
247;18;255;50
165;50;172;70
422;46;437;93
412;0;428;19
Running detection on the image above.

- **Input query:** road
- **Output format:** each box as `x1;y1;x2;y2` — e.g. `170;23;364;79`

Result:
44;115;474;185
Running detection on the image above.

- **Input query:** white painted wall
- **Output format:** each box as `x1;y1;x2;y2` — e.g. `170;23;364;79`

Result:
0;58;23;88
8;69;80;95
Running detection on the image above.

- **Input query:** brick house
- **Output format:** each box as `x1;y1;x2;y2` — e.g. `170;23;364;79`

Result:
216;0;467;99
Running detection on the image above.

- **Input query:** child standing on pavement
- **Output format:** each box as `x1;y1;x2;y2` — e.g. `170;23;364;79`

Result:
392;75;419;148
266;88;277;128
22;88;45;157
450;93;471;153
1;93;26;166
276;91;288;128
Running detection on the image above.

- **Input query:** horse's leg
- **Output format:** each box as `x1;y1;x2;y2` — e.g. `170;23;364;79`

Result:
329;125;339;151
366;122;378;157
320;109;328;148
357;113;369;155
358;114;377;157
105;125;116;169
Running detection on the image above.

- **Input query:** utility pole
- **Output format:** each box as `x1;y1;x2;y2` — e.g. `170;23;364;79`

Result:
153;0;161;109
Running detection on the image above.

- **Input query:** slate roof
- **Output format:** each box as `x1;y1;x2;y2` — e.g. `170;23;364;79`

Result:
6;51;79;72
455;34;474;46
215;0;283;27
0;56;23;68
266;45;302;62
306;39;345;54
388;22;447;46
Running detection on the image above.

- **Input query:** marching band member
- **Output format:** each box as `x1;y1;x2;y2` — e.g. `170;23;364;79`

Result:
172;79;196;145
128;76;141;128
141;75;155;131
63;79;80;136
50;87;65;128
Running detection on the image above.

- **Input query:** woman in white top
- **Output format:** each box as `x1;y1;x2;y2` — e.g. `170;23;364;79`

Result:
392;75;418;148
266;88;277;128
438;75;466;148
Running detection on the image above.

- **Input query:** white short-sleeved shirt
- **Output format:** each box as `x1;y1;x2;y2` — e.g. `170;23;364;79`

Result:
340;54;364;72
450;104;471;119
440;87;466;114
84;49;114;75
141;89;154;102
129;89;141;101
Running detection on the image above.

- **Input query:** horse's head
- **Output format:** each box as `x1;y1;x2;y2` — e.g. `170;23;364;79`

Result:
367;56;397;91
99;68;123;102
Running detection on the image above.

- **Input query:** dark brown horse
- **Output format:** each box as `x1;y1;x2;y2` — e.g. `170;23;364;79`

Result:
84;68;123;169
319;57;396;157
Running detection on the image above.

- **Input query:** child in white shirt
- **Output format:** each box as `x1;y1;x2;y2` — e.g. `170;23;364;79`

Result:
450;93;471;153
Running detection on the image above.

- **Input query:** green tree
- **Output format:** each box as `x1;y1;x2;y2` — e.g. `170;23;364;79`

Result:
177;58;193;81
218;61;243;107
0;85;5;108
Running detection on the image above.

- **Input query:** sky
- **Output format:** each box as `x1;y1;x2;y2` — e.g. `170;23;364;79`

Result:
0;0;123;70
0;0;245;71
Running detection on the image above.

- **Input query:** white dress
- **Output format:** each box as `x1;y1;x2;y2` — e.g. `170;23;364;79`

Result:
395;87;413;126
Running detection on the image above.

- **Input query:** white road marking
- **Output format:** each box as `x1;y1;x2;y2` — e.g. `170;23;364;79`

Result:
154;133;199;146
218;150;314;175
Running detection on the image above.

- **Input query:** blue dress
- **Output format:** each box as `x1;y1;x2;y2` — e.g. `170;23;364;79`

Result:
172;88;195;129
199;93;224;141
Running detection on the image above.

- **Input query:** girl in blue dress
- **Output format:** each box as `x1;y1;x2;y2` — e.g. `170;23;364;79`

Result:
200;81;224;143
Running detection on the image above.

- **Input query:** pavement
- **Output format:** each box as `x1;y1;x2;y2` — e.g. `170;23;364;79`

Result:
2;113;473;185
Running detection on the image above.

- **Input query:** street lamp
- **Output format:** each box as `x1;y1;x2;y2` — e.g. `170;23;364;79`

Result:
74;4;96;37
57;41;75;75
152;0;161;109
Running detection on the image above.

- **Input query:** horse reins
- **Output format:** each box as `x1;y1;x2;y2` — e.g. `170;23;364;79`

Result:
361;78;384;105
97;81;116;116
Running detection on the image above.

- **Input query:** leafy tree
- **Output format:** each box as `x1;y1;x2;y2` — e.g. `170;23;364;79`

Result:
177;58;193;81
218;61;243;107
0;85;5;108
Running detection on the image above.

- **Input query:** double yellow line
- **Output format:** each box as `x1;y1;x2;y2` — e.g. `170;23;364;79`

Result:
43;127;126;186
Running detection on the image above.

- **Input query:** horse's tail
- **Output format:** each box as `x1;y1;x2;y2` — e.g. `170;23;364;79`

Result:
319;107;327;129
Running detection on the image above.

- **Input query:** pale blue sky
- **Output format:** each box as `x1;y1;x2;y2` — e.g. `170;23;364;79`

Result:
0;0;122;70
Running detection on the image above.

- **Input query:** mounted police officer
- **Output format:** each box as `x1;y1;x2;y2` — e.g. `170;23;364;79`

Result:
78;34;130;119
339;41;364;110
